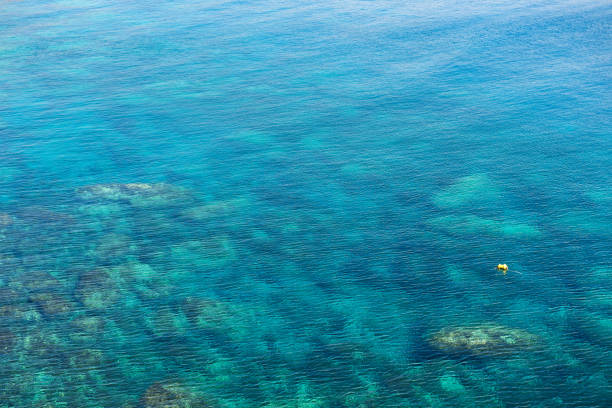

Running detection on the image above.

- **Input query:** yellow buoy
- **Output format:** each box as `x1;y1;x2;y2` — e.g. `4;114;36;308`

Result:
497;264;508;272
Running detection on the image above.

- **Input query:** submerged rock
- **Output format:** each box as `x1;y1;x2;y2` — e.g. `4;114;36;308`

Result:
17;206;74;224
0;251;16;266
69;315;107;344
0;287;23;304
22;329;63;358
76;183;191;207
29;292;74;316
571;310;612;347
180;297;255;342
117;261;157;282
70;315;106;333
170;237;235;269
0;303;42;321
429;325;538;356
141;381;209;408
68;348;105;369
181;198;248;221
150;308;188;338
75;269;120;311
181;297;233;331
78;202;124;218
115;262;172;300
92;233;134;260
181;297;257;342
0;212;14;227
439;372;466;394
20;272;62;292
0;329;15;353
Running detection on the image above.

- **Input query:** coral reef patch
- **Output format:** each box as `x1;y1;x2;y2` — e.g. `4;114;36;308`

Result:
77;183;192;207
429;325;538;356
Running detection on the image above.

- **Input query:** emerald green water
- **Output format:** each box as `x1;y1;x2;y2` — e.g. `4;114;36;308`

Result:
1;0;611;406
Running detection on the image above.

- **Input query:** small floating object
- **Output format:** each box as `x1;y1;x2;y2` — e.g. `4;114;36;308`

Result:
497;264;509;272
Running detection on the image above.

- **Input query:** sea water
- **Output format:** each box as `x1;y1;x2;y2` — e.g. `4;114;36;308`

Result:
0;0;611;406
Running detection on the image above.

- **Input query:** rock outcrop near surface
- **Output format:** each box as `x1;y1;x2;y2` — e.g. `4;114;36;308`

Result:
429;325;538;356
77;183;191;207
141;381;210;408
75;269;120;311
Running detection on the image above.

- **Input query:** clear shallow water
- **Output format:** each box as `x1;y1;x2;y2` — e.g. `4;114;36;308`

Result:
1;0;611;406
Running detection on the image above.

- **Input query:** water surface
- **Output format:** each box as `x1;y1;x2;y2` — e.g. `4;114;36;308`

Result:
1;0;611;406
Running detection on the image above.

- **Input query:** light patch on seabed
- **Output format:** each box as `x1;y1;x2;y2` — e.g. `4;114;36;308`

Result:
445;264;483;286
575;312;612;348
115;262;157;282
181;197;250;220
555;210;612;234
429;214;541;238
585;266;612;287
300;136;326;150
580;289;612;311
78;203;124;217
585;187;612;204
170;236;236;269
340;162;369;176
433;174;502;209
0;166;19;183
440;372;466;394
1;0;610;406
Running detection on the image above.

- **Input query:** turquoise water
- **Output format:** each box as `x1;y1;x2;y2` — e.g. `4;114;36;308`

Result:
1;0;611;406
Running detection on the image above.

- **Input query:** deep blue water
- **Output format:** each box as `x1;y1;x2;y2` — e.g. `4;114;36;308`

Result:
1;0;611;406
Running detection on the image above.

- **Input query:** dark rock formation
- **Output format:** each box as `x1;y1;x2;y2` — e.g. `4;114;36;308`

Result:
429;325;538;356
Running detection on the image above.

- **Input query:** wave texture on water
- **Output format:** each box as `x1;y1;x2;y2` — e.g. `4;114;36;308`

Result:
0;0;611;406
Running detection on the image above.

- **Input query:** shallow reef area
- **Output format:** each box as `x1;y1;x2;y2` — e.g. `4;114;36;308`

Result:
429;325;538;356
0;178;610;407
1;0;611;406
